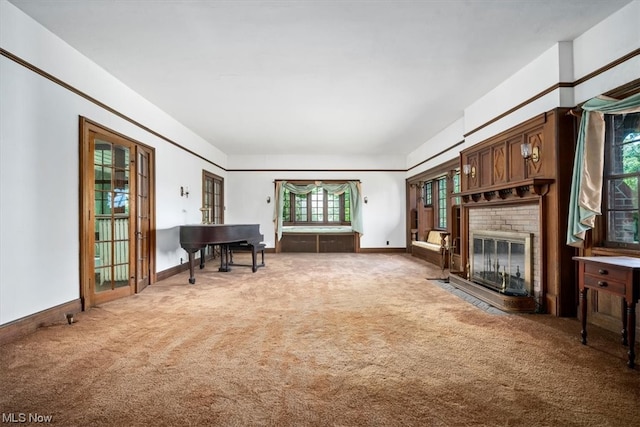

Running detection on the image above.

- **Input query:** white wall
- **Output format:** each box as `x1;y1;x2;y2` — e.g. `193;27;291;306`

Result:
225;165;407;249
0;57;81;323
406;118;464;177
573;0;640;103
225;154;407;249
0;1;227;324
406;1;639;177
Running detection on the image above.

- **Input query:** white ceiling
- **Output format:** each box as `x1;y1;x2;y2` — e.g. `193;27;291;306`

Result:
9;0;631;156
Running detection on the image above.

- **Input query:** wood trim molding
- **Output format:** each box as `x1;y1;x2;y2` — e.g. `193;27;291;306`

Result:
156;252;222;282
156;262;190;282
407;158;459;183
463;84;569;139
0;299;82;346
462;112;548;155
0;48;225;173
230;169;405;173
603;77;640;99
463;49;640;139
2;44;638;176
359;247;407;254
406;140;465;173
573;48;640;87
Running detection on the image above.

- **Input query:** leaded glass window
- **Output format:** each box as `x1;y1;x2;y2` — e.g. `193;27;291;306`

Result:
604;112;640;248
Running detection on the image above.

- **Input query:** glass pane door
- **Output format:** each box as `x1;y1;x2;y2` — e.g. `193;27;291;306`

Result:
203;172;224;224
94;140;131;292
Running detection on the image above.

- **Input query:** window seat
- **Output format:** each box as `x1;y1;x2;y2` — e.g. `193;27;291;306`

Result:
411;230;449;268
281;225;353;233
277;226;359;253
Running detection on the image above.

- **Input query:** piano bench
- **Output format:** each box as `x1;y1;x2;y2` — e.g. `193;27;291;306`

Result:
229;243;266;270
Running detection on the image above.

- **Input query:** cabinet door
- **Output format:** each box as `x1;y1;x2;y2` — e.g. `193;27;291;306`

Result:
586;291;628;333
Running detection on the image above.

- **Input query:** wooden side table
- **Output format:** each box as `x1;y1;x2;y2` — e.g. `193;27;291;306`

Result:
573;256;640;368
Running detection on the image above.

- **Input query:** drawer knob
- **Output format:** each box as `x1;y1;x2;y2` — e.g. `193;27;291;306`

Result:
598;281;608;287
598;269;608;275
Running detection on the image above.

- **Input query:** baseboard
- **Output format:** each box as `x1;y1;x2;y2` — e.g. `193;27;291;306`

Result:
156;261;190;281
0;299;82;346
359;247;407;254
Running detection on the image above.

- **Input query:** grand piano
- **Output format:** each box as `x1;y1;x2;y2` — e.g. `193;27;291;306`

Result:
179;224;264;284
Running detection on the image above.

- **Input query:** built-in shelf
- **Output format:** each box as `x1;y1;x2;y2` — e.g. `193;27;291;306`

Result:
456;178;555;204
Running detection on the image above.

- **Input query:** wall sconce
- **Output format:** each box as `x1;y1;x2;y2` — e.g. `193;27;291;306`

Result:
521;143;540;163
462;164;476;179
180;186;189;198
266;196;271;204
364;196;368;204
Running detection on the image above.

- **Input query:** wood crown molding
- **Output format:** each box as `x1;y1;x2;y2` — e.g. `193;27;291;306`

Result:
2;46;638;174
0;48;225;173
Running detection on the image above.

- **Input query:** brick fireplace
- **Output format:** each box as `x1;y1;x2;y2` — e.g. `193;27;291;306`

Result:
469;204;540;299
470;230;533;296
448;203;540;313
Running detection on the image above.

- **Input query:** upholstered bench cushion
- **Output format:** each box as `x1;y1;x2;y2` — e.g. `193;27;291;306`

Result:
413;231;448;252
412;240;441;252
411;231;449;268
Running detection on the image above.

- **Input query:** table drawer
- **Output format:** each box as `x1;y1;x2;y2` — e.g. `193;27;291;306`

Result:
583;274;626;294
584;263;629;282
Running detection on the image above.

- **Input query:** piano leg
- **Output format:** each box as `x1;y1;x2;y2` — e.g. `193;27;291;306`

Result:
219;244;231;272
188;251;196;284
199;248;206;269
251;246;257;272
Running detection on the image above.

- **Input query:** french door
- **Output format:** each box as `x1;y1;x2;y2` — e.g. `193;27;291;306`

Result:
136;146;152;293
80;118;154;308
203;171;224;224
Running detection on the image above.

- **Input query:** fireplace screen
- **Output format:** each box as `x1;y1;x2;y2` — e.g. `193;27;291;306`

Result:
470;231;532;296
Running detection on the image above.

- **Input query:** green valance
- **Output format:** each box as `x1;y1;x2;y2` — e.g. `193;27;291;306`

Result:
274;181;363;241
566;92;640;247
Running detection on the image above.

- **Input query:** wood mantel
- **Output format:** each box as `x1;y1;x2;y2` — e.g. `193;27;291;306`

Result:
457;108;577;317
457;178;555;204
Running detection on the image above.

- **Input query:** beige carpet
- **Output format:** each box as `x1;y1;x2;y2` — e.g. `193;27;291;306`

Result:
1;253;638;426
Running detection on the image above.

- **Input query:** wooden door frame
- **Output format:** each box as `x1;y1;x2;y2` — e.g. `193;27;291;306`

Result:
79;117;156;310
136;145;154;293
202;170;225;224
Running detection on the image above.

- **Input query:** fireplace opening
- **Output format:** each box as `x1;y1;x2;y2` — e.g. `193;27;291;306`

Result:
470;230;533;296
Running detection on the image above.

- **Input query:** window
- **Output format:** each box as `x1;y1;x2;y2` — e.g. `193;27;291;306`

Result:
283;186;351;225
436;176;448;229
423;181;433;207
311;187;323;221
603;112;640;249
452;170;461;206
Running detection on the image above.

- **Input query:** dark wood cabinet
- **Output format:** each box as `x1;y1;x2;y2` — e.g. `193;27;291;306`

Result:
574;256;640;368
279;232;357;253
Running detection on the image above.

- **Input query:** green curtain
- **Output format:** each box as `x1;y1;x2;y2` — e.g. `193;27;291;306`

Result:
274;181;363;241
566;93;640;247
